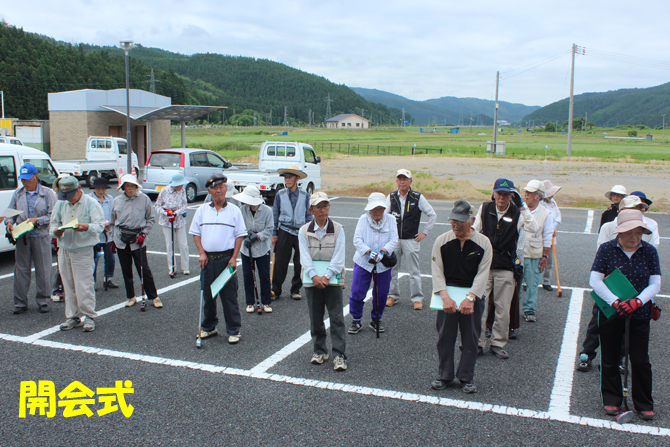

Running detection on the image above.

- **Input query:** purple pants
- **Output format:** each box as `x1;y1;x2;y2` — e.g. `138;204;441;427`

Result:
349;263;392;321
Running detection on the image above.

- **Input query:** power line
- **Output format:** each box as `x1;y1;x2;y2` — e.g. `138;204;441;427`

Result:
582;47;670;70
500;50;572;80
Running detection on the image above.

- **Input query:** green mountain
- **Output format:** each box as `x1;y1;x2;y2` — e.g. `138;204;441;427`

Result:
521;83;670;127
352;87;539;125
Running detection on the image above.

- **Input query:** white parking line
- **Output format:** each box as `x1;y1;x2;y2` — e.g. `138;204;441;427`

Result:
0;263;57;280
584;210;594;234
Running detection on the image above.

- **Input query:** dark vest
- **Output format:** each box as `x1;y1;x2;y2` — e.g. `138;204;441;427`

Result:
481;201;520;271
440;238;486;288
389;189;422;239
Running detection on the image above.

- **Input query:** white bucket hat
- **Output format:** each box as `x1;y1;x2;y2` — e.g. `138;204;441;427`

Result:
116;174;141;191
605;185;627;200
232;185;264;206
365;192;387;211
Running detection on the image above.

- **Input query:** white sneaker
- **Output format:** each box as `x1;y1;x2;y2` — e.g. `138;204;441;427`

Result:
262;304;273;313
153;297;163;308
246;305;254;313
228;333;241;344
125;297;136;307
311;353;329;364
183;270;190;275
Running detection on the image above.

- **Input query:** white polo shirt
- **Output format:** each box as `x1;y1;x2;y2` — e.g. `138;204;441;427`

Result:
189;201;247;252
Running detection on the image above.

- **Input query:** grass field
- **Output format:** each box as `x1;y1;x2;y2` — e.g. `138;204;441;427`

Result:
170;125;670;164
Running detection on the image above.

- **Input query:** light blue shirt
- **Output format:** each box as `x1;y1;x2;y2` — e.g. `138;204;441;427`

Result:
26;190;39;237
298;218;346;280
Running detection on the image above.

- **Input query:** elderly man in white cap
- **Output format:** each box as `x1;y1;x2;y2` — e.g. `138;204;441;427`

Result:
154;172;191;277
349;192;398;334
233;185;274;313
385;168;436;310
299;192;347;370
50;175;104;332
520;180;554;323
110;174;161;309
271;165;313;300
540;180;562;291
599;185;627;230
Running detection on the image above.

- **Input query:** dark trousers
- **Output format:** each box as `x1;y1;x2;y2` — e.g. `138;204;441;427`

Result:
486;277;521;330
117;245;158;300
272;229;302;297
437;298;485;383
93;242;115;282
305;285;346;358
241;252;272;306
202;254;241;335
580;303;601;359
598;313;653;411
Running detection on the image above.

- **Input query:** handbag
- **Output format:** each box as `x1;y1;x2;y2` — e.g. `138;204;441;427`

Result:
119;226;141;245
380;251;398;268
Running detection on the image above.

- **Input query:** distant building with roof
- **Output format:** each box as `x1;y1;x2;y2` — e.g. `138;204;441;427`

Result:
325;113;369;129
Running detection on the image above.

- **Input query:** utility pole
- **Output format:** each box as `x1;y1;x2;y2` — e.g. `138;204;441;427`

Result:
493;71;499;154
269;108;272;126
1;91;4;118
401;107;405;128
469;111;472;134
325;93;333;119
567;43;585;156
584;111;587;136
283;106;287;127
663;114;666;138
308;108;312;128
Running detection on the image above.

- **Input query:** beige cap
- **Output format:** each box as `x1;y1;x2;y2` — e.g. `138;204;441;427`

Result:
396;169;412;179
619;195;648;211
310;191;329;207
522;179;546;194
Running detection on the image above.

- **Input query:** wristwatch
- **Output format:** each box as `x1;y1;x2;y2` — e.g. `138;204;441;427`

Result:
466;293;476;302
542;255;548;259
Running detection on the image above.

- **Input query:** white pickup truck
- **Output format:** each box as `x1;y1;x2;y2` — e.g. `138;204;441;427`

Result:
227;141;322;201
53;136;139;186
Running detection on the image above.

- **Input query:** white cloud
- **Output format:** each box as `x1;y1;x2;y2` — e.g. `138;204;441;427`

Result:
2;0;669;106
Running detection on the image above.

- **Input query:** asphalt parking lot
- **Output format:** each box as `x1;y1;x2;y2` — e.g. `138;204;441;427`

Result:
1;194;669;445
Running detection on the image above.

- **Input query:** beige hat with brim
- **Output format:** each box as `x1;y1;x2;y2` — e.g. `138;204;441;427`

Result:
232;185;264;206
613;209;651;235
365;192;387;211
278;165;307;179
542;180;561;197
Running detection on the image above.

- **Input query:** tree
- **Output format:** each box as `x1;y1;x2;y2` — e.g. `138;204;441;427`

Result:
544;122;556;132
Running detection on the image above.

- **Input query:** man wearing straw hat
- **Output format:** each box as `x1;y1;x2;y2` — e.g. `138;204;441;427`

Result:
298;192;347;370
233;185;274;313
271;165;313;300
540;180;562;291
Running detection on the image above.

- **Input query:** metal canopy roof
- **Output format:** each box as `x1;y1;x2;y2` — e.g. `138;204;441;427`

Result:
100;105;227;121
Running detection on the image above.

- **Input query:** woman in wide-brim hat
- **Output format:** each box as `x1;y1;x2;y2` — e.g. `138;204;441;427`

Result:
233;185;274;313
348;192;399;335
589;209;660;421
88;177;118;289
154;173;191;276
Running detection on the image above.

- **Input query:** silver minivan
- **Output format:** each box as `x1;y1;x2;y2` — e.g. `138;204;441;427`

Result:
143;148;234;202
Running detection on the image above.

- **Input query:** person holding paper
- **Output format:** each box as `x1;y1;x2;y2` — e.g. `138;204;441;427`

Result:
110;175;161;308
348;193;398;334
430;200;492;393
49;176;104;332
6;163;57;314
233;185;274;313
190;173;246;344
473;178;538;359
589;209;660;421
298;192;347;370
88;177;118;290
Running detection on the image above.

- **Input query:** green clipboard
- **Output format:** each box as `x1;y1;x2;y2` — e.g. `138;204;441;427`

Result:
302;260;341;286
590;268;639;319
210;266;236;298
431;286;471;311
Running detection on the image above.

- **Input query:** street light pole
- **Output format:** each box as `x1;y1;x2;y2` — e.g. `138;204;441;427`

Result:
120;40;134;176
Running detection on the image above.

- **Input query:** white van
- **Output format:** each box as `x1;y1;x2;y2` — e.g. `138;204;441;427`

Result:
0;143;60;253
0;136;24;146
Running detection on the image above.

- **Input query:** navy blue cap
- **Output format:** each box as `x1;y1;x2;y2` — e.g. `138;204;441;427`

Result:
630;191;652;206
19;163;38;180
493;178;515;192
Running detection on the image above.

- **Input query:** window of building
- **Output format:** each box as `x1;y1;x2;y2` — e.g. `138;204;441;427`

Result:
356;123;360;127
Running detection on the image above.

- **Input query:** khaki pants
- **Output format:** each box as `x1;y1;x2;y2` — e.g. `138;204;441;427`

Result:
59;248;97;320
162;225;190;272
388;239;423;302
479;269;514;349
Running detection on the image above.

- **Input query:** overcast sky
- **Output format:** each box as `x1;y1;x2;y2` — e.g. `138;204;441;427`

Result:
3;0;669;106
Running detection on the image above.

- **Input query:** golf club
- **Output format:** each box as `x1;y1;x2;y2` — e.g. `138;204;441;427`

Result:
169;216;176;278
250;257;262;315
196;270;204;348
270;251;275;298
615;316;634;424
139;250;146;312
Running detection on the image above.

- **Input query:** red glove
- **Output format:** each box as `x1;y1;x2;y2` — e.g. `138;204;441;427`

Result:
617;298;643;317
110;241;117;254
136;232;146;246
52;238;58;250
612;300;621;309
168;215;176;224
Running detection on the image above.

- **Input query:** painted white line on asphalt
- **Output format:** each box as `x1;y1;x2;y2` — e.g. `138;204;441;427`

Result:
249;290;373;374
330;215;451;226
0;332;667;437
584;210;594;234
0;263;57;280
146;250;200;258
548;288;585;416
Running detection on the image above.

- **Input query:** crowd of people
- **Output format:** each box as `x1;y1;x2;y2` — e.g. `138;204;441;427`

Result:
3;163;661;421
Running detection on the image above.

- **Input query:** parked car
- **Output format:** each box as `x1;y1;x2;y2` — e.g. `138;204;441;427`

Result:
0;136;24;145
0;143;60;253
52;136;138;187
143;148;234;202
226;141;321;201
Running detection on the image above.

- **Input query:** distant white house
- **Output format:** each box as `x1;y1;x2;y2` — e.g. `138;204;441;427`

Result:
497;120;510;126
326;113;369;129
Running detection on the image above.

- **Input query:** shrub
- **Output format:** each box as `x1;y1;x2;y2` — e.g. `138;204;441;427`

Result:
628;130;638;137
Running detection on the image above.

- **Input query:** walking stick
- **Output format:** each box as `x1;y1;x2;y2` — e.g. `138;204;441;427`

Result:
372;264;380;339
552;238;562;297
169;219;176;278
103;233;108;291
615;316;634;424
270;251;276;297
196;269;204;348
139;248;147;312
250;257;262;315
